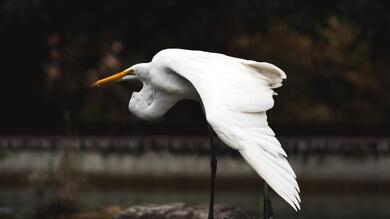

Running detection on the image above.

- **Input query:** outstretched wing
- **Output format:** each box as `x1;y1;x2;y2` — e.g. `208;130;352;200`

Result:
153;49;300;210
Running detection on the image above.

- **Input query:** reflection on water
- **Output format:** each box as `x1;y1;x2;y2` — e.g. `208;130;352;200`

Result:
1;187;390;219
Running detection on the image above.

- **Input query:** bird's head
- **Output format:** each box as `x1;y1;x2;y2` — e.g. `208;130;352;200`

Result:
91;63;169;120
91;63;150;87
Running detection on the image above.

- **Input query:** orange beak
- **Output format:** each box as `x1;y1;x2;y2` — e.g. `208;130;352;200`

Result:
91;69;134;87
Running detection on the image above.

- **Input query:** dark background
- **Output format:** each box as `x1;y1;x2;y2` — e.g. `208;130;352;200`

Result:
1;0;389;136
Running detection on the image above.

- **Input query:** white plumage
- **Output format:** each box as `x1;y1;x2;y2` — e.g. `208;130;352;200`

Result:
93;48;301;210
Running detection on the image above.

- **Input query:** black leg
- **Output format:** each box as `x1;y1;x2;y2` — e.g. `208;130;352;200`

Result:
263;181;274;219
207;124;217;219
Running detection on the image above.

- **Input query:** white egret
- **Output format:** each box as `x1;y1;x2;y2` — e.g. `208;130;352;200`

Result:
92;49;301;217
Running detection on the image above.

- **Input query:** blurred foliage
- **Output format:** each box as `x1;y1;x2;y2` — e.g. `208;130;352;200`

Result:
28;142;85;218
232;16;388;123
1;0;389;134
0;149;7;160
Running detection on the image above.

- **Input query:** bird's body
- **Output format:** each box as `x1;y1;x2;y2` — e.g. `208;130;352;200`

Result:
93;48;301;211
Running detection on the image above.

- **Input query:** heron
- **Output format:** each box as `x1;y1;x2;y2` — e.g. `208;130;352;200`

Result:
92;48;300;218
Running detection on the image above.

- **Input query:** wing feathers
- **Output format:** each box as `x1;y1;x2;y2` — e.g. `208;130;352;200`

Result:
248;130;287;157
243;61;287;83
154;49;300;211
240;144;301;210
